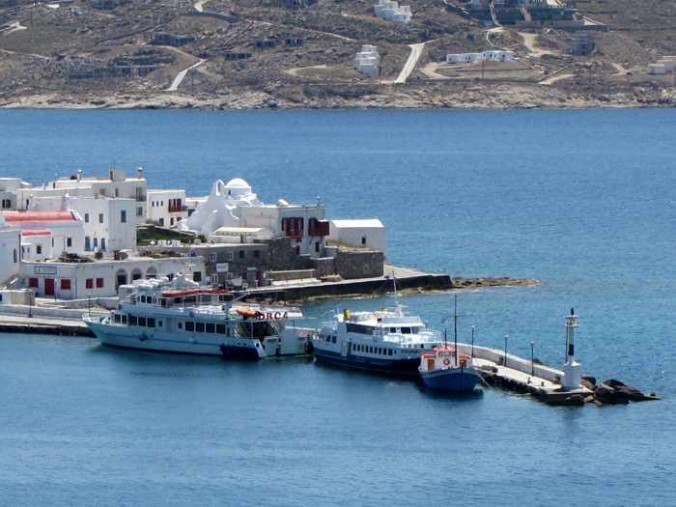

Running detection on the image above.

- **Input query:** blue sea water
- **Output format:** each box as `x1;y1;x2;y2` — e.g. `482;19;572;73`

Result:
0;108;675;506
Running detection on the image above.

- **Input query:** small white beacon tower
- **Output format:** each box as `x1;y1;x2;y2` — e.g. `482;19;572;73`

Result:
562;308;582;390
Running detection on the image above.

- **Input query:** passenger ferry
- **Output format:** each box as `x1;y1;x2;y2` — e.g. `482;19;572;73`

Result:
312;306;444;377
84;274;312;360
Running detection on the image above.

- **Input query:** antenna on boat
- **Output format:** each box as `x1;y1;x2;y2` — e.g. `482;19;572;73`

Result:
392;271;398;305
453;294;458;366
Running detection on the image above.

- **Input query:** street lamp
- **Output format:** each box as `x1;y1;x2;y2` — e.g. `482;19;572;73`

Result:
28;289;33;318
503;334;509;368
530;340;535;376
87;291;92;317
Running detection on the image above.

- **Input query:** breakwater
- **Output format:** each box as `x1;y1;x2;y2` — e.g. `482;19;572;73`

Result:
242;274;538;303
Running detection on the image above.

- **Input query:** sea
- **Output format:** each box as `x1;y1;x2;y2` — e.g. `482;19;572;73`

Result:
0;108;674;506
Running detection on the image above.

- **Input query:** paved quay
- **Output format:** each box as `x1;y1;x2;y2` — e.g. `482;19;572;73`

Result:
0;313;95;337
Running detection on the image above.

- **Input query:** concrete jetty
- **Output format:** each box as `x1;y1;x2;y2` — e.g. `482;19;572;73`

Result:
0;313;94;337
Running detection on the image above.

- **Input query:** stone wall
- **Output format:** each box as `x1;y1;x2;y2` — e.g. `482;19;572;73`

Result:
334;249;384;279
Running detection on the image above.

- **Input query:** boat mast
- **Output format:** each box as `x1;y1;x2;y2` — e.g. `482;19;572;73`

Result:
453;294;458;366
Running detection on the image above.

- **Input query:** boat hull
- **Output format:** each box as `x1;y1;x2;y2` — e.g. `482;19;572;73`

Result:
86;321;310;359
420;367;483;393
313;349;421;378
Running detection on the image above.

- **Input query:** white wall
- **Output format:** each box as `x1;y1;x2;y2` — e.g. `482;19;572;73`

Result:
147;189;187;227
0;227;21;285
21;256;205;299
329;220;387;254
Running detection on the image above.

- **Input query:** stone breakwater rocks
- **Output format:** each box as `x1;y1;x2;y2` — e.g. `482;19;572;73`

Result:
582;377;659;406
451;277;539;289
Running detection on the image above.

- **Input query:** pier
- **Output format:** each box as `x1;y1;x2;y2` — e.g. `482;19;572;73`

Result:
0;304;655;406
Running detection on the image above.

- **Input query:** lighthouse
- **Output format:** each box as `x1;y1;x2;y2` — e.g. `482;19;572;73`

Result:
562;308;582;391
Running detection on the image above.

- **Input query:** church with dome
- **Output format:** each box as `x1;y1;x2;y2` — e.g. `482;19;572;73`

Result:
179;177;330;258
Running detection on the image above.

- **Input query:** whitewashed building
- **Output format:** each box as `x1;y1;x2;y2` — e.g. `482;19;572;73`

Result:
26;195;137;253
0;177;31;211
0;215;21;285
147;189;187;228
355;45;380;77
374;0;412;24
21;255;205;299
3;210;85;256
446;50;514;64
648;56;676;75
329;219;387;255
16;168;148;224
180;178;329;256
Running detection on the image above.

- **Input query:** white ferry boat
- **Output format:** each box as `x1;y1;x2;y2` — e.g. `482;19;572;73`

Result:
312;306;444;377
84;275;312;360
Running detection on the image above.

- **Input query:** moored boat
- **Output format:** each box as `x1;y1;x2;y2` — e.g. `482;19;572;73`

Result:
83;274;312;359
312;306;444;377
418;295;482;393
418;345;483;393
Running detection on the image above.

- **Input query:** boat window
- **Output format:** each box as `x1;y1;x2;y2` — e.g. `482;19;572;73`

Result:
401;327;411;334
390;327;397;333
113;314;121;323
138;317;147;327
121;315;127;325
129;315;138;326
196;322;205;333
147;318;156;328
346;323;374;335
216;324;226;334
185;296;196;304
389;349;393;356
178;322;183;329
161;298;168;307
186;321;195;332
206;323;215;334
158;320;163;327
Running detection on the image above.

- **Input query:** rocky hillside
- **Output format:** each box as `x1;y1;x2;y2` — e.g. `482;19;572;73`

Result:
0;0;673;109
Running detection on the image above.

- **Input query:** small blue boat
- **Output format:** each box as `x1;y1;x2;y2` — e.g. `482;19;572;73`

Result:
418;345;483;393
418;296;482;393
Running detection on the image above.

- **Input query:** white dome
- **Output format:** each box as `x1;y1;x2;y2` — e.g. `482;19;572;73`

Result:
225;178;251;191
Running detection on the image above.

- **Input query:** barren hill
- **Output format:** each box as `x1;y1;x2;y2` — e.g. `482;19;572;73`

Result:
0;0;674;109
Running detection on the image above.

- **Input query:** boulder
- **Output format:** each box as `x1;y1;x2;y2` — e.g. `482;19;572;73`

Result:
594;383;629;405
602;378;652;402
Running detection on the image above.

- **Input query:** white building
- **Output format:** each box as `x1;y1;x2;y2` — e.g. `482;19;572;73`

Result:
374;0;412;24
446;50;514;64
0;177;32;211
329;219;387;255
0;215;21;285
180;178;329;256
3;210;85;256
147;189;187;228
21;229;55;261
27;195;137;253
355;45;380;78
648;56;676;74
16;168;148;224
21;254;205;299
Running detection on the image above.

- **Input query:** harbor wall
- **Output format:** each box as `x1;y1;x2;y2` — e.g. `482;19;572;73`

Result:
458;343;564;383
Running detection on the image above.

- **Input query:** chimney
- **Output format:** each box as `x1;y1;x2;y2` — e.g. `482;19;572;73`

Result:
137;167;145;179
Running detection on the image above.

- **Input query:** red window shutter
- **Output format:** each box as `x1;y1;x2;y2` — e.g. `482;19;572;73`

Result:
61;279;71;290
96;278;104;288
86;278;94;289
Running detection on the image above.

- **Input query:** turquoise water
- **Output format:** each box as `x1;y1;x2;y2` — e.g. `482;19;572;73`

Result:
0;109;675;505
